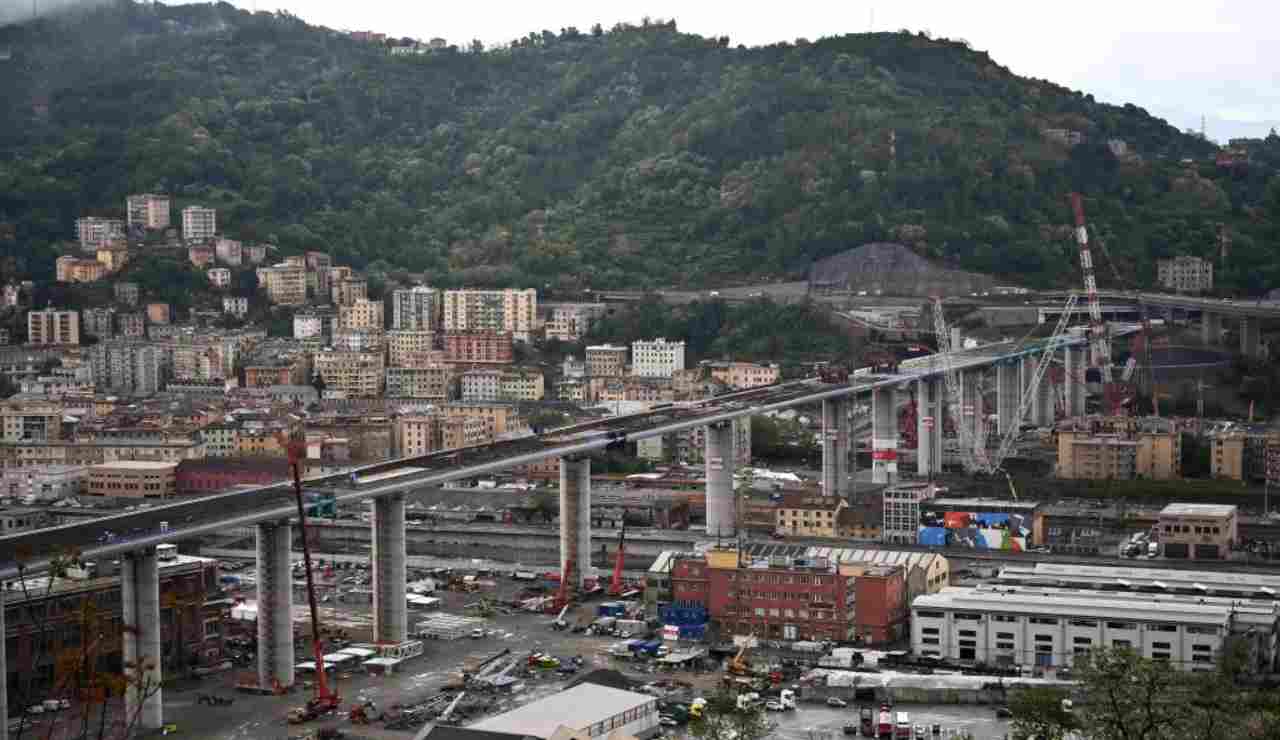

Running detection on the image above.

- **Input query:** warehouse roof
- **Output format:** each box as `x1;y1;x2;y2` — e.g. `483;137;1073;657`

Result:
1160;503;1237;518
470;683;655;739
914;587;1233;626
1001;563;1280;593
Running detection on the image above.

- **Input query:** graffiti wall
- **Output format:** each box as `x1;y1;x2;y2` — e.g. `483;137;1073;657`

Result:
917;510;1031;551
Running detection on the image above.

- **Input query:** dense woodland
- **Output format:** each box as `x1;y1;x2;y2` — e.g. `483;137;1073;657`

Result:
1;1;1279;293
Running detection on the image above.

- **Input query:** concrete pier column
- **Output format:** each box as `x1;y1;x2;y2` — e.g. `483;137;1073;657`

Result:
559;457;592;588
821;398;850;498
704;423;736;539
1201;311;1221;345
996;362;1020;435
959;371;986;462
871;386;898;484
372;492;408;643
916;378;942;477
1036;370;1056;426
1063;346;1085;418
122;549;162;731
255;521;295;689
1;587;6;740
1020;358;1039;427
1241;316;1261;358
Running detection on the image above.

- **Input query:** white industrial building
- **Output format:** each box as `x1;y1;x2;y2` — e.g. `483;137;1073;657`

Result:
468;682;658;739
630;338;685;378
997;562;1280;600
912;586;1232;673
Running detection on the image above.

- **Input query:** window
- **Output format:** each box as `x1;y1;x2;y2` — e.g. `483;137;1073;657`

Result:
916;610;944;620
992;614;1017;623
1069;619;1098;628
1148;624;1176;633
1192;644;1212;652
955;613;982;621
996;641;1015;650
1151;642;1171;650
1151;652;1170;661
1030;617;1058;625
922;637;939;645
996;632;1014;640
1073;637;1093;645
1187;626;1219;635
1113;639;1132;648
1106;622;1136;631
959;630;976;638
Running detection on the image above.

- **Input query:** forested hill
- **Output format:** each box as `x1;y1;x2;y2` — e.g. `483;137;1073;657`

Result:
2;1;1279;293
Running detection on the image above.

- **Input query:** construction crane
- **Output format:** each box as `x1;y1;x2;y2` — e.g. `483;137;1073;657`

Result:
933;298;986;474
1069;193;1112;383
283;433;342;724
608;525;627;597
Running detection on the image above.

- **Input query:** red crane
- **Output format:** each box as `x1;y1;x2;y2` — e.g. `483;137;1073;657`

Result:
608;526;627;596
283;434;341;723
1069;193;1112;383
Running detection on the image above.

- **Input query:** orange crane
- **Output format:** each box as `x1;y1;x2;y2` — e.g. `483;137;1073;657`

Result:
608;525;627;597
282;434;342;724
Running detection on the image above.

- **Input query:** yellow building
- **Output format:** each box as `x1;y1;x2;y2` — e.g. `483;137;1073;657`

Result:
95;247;129;273
331;277;367;307
775;493;847;537
87;461;177;499
706;361;780;389
258;263;307;306
55;256;107;283
313;349;385;398
394;415;439;457
443;402;522;436
235;430;286;458
500;368;545;401
338;298;384;331
585;345;627;377
387;330;436;367
442;416;492;450
1056;417;1180;480
0;398;64;442
442;288;538;342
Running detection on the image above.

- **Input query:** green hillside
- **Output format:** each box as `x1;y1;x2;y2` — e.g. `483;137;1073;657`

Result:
1;1;1278;292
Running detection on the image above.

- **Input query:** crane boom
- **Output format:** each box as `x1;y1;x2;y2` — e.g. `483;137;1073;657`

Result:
286;435;340;714
1070;193;1112;382
933;298;983;473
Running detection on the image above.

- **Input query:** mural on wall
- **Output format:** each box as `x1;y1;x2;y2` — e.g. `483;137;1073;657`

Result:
917;510;1031;551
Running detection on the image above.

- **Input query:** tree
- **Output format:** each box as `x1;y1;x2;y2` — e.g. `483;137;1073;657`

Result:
688;691;774;740
1007;685;1075;740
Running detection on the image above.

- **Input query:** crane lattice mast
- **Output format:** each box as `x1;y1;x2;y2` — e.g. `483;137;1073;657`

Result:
1069;193;1112;383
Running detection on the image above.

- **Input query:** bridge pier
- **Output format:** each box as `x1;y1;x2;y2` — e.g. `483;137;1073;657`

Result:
1063;346;1085;418
122;548;163;732
871;387;898;484
821;399;850;498
372;492;408;643
704;423;736;538
1201;311;1221;346
959;370;985;462
255;521;295;690
1;588;6;740
559;457;592;588
996;362;1019;435
1241;316;1261;358
916;378;942;477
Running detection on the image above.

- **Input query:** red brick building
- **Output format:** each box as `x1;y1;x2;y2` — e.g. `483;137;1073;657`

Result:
443;331;514;364
667;548;907;644
176;458;291;495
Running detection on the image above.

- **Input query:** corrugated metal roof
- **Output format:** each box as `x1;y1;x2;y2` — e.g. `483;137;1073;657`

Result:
914;588;1232;624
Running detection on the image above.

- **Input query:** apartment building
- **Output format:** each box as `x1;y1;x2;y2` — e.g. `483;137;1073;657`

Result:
443;331;514;364
116;312;145;338
222;296;248;318
95;246;128;273
188;244;215;267
331;277;367;307
631;338;685;378
88;342;164;394
393;414;440;456
331;328;385;353
1157;255;1213;293
385;366;450;399
27;308;79;346
391;286;440;331
293;310;334;340
586;344;628;377
181;205;217;242
442;416;492;449
776;494;847;537
214;237;243;266
1209;428;1280;481
543;302;607;341
75;216;125;251
88;460;177;498
244;357;309;387
0;398;64;442
705;361;780;389
55;255;107;283
442;288;538;342
387;330;434;367
1157;503;1238;560
114;281;139;306
337;298;385;331
443;402;522;436
313;349;385;398
1056;417;1181;480
81;307;115;340
637;418;752;466
258;263;307;305
244;244;268;264
500;367;544;401
912;586;1231;673
881;482;942;544
126;193;171;230
460;369;501;402
0;464;86;500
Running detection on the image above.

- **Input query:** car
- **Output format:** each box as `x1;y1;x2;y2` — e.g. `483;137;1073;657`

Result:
470;629;485;639
25;705;44;716
994;706;1013;718
826;697;848;708
765;701;784;712
659;716;679;727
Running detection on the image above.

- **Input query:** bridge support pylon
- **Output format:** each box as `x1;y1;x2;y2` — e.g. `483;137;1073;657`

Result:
996;362;1020;435
821;399;851;498
1063;346;1085;418
1201;311;1222;346
559;457;592;589
122;548;163;731
871;387;898;484
1241;316;1261;358
916;378;943;477
704;423;736;538
255;520;294;690
372;492;408;643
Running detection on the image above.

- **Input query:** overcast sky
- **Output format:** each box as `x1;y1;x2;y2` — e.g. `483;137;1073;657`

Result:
47;0;1280;142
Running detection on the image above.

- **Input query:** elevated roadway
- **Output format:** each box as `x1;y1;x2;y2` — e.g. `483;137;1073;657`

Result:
0;326;1122;581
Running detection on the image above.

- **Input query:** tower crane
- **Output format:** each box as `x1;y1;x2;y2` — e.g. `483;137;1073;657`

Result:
1069;193;1112;383
933;298;985;474
608;524;628;597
